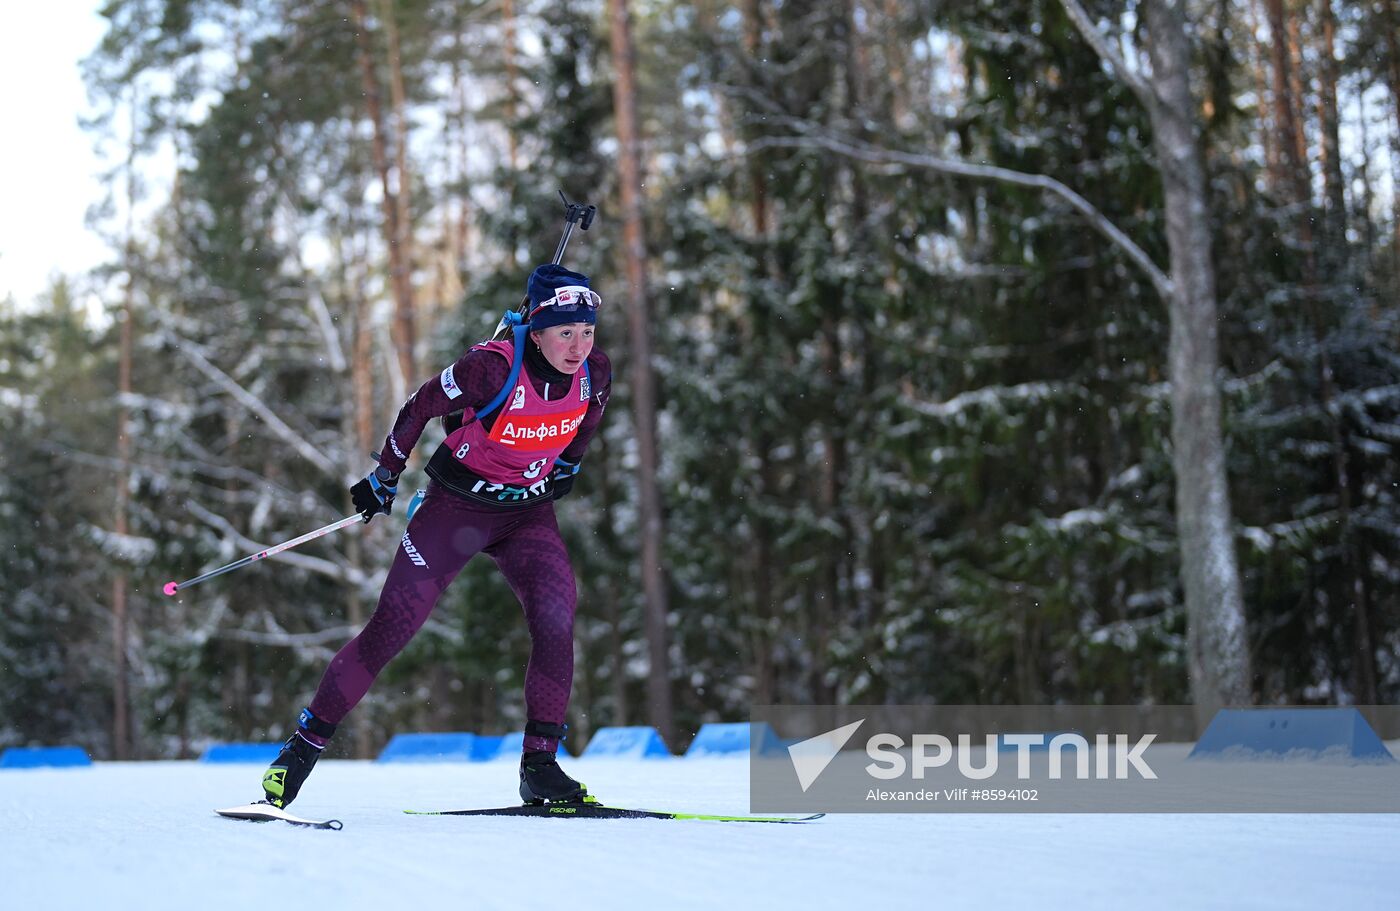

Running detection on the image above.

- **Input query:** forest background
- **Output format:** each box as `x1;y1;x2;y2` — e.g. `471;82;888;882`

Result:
2;0;1398;760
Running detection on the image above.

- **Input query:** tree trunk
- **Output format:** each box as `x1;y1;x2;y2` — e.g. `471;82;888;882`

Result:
841;0;883;694
814;305;844;705
1245;0;1279;184
338;228;375;759
502;0;522;172
741;0;783;707
595;442;629;724
1263;0;1309;207
1285;5;1310;190
1315;0;1346;247
881;0;911;129
449;15;471;294
1312;0;1375;702
113;246;133;762
607;0;675;748
1358;87;1377;264
742;0;771;236
351;0;416;386
376;0;414;288
1382;0;1400;265
1142;0;1252;718
112;92;140;762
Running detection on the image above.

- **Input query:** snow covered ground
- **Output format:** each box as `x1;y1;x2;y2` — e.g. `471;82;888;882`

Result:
2;756;1397;910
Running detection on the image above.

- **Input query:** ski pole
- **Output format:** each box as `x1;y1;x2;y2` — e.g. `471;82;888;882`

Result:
162;513;364;597
493;191;597;341
550;189;597;265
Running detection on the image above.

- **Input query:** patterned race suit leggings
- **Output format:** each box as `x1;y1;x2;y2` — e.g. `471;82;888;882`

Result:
306;481;576;751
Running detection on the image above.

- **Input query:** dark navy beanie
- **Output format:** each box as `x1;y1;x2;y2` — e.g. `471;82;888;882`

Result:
526;264;597;330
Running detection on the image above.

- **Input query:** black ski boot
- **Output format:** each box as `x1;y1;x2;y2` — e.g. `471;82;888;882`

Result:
519;721;588;805
261;708;337;809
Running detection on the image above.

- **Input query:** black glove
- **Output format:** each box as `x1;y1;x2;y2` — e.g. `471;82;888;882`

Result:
351;465;399;522
551;462;580;500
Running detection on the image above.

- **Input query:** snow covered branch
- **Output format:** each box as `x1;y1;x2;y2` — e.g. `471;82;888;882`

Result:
172;340;329;472
906;381;1066;419
219;625;359;650
1056;0;1159;112
753;130;1174;303
303;285;348;374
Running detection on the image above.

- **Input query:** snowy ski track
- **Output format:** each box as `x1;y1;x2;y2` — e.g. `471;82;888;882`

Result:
2;757;1395;910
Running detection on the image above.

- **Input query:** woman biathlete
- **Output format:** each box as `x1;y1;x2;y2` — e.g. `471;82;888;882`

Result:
257;263;610;808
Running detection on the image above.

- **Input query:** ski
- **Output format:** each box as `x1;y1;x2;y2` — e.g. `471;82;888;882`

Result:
215;802;344;830
405;804;824;824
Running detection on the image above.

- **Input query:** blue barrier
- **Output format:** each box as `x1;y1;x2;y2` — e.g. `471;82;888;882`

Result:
470;734;507;760
201;742;283;763
1189;708;1395;762
0;746;92;769
490;732;525;759
480;731;575;759
378;732;479;763
685;722;784;757
583;726;671;758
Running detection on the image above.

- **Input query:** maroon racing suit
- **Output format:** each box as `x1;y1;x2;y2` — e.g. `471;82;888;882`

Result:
305;337;611;753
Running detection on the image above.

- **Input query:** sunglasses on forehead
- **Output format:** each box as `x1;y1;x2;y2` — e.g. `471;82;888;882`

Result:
528;285;602;318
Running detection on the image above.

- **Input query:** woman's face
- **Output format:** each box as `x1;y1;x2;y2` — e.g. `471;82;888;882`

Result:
532;322;595;374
